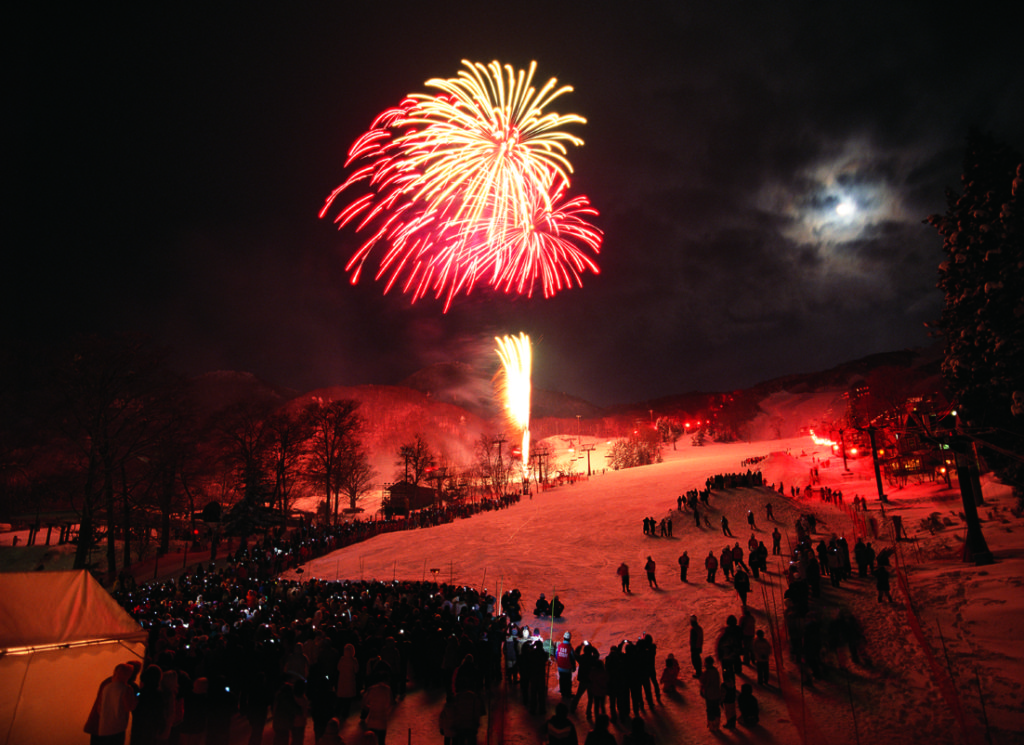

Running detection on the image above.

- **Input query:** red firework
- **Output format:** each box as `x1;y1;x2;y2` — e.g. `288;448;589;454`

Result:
320;60;602;311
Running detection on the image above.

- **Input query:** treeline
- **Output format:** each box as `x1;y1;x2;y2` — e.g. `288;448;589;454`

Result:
0;335;376;578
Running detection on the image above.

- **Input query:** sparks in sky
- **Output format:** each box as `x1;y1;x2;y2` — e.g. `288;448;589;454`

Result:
495;332;532;481
320;60;602;311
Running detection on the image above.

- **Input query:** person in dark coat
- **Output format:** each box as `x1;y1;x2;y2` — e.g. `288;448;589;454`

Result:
876;564;893;603
638;634;660;706
535;594;552;616
623;642;645;718
545;702;578;745
699;657;722;731
586;655;609;720
689;615;704;679
678;551;690;582
737;683;759;726
131;665;165;745
644;557;658;589
617;563;630;593
659;653;681;697
733;569;751;607
751;630;772;686
732;542;749;573
622;716;654;745
583;714;616;745
243;673;271;745
720;547;734;581
716;615;743;677
529;640;549;715
178;674;208;745
605;644;627;725
705;551;718;583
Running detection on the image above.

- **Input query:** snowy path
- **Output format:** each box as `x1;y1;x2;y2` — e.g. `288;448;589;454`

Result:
281;437;1021;745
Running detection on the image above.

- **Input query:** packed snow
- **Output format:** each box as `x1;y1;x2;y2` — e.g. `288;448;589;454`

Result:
278;435;1024;745
3;435;1021;744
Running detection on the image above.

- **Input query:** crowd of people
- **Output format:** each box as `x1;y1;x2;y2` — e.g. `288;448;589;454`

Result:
84;454;903;745
705;470;765;491
103;561;519;745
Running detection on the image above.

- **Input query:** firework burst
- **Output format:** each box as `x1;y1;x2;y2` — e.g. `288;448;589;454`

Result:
321;60;601;310
495;332;532;480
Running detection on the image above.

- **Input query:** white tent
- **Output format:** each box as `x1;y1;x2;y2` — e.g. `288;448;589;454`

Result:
0;571;147;745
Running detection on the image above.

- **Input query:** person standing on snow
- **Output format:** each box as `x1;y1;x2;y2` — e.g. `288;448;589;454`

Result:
733;568;751;607
678;551;690;582
752;630;772;686
689;616;704;679
617;563;630;593
705;551;718;583
644;557;658;589
555;632;578;700
699;656;723;731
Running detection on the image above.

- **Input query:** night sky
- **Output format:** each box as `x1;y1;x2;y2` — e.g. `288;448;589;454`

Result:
8;3;1022;406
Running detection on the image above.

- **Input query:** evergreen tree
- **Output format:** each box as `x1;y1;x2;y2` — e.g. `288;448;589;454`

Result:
927;132;1023;500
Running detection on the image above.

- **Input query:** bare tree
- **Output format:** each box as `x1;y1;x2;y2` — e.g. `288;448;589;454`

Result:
214;397;275;536
396;434;437;485
474;433;511;497
337;444;377;514
303;398;362;524
265;409;309;518
54;335;169;577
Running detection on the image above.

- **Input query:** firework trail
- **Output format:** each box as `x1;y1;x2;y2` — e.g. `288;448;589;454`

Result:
320;60;602;310
495;333;532;481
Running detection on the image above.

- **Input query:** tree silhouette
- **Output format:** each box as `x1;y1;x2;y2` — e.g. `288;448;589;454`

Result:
927;132;1023;501
303;398;362;524
396;433;436;485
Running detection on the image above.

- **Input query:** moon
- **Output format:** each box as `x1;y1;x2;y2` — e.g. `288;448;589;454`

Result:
836;200;856;217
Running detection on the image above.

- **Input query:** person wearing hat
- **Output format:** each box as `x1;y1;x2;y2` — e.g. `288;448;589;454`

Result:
555;631;578;700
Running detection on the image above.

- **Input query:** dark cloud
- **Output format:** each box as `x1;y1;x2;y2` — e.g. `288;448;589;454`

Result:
6;2;1022;406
